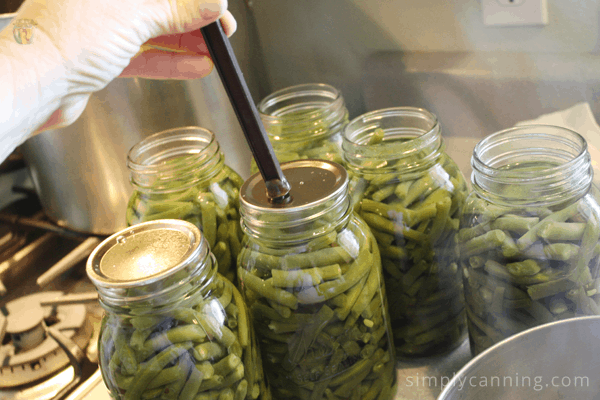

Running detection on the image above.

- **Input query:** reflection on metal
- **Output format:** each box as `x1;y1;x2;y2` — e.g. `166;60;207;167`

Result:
36;237;102;287
45;327;86;400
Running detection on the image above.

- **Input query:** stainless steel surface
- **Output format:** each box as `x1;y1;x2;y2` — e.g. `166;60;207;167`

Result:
37;237;102;287
438;316;600;399
395;338;472;400
362;51;600;141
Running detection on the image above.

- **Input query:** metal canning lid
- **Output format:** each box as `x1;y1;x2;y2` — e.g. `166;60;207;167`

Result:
240;159;348;212
86;219;206;289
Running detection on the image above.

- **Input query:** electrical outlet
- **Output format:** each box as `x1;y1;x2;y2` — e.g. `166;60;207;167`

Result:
483;0;548;26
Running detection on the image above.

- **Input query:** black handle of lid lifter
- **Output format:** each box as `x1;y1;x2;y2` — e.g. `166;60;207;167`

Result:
201;21;291;202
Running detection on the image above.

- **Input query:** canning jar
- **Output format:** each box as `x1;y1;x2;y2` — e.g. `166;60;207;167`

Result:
255;83;349;171
342;107;469;357
87;219;270;400
460;125;600;355
126;127;244;282
238;160;396;400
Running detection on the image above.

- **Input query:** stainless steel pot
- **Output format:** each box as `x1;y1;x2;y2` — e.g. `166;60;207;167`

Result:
1;12;254;235
437;316;600;399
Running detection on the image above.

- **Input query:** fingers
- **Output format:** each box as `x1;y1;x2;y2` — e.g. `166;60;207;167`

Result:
119;9;236;80
33;109;64;135
219;10;237;37
169;0;228;33
142;30;209;55
119;52;214;80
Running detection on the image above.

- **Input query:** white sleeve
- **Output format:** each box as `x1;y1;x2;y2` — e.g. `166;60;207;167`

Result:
0;30;70;162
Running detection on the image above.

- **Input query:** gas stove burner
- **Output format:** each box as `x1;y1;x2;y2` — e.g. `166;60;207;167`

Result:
0;291;93;388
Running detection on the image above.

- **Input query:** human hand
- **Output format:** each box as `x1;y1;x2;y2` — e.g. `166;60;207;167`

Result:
1;0;236;131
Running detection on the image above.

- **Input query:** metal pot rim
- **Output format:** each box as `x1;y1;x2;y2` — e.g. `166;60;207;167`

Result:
437;315;600;399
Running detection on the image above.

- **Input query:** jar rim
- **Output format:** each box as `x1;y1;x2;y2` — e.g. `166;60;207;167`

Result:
472;124;588;180
342;107;442;174
471;124;592;205
86;219;207;290
258;83;342;120
343;106;439;147
239;160;351;243
127;126;218;174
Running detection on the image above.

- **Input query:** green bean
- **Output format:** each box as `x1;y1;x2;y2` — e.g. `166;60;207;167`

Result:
213;354;242;377
283;247;353;270
537;221;586;241
193;389;222;400
379;245;407;261
218;388;235;400
506;259;542;276
266;298;293;318
294;250;372;304
217;281;233;310
516;201;581;250
231;287;249;348
179;363;204;399
250;302;285;322
138;324;207;362
193;342;225;363
163;354;193;400
527;278;577;300
233;380;248;400
239;268;298;309
330;349;385;388
457;223;490;243
402;174;439;208
124;342;192;400
115;329;139;375
271;264;342;288
461;230;506;257
346;266;380;327
361;212;428;242
200;201;218;249
490;215;540;235
285;305;335;367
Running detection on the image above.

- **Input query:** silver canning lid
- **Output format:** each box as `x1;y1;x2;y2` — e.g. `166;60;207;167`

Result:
240;160;348;212
86;219;206;289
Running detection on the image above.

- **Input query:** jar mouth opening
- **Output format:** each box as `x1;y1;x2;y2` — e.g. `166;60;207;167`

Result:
472;125;588;182
258;83;346;139
127;126;218;174
342;107;442;172
259;83;341;119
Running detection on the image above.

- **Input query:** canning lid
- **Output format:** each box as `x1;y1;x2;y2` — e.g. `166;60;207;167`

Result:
241;159;347;211
239;160;350;241
86;219;207;290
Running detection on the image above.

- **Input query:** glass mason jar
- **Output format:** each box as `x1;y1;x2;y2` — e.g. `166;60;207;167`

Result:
238;160;396;400
87;219;270;400
254;83;349;172
126;127;244;282
342;107;469;357
460;125;600;356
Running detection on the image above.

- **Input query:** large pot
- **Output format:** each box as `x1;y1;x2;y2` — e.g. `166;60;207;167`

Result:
437;316;600;399
1;13;254;235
